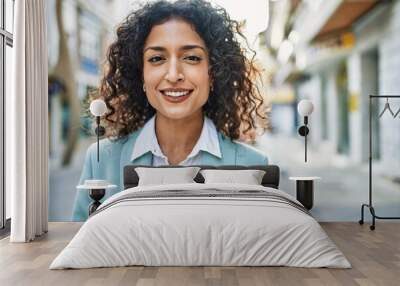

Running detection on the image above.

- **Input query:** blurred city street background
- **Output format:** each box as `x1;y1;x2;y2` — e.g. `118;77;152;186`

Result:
48;0;400;222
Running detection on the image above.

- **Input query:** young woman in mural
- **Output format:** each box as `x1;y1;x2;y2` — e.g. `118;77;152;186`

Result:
72;0;268;221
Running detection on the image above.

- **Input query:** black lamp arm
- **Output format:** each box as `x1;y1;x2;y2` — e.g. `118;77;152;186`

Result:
94;117;106;162
298;116;309;162
96;116;100;162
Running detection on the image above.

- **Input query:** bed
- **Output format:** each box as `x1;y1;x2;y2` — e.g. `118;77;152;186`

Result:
50;165;350;269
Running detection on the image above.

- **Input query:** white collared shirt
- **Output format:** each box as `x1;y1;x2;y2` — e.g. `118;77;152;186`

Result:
131;115;221;166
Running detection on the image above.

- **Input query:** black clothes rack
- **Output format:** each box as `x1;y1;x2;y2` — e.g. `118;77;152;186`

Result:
359;95;400;230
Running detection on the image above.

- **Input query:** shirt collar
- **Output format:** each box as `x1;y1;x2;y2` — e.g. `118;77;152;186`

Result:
131;115;221;162
186;116;221;159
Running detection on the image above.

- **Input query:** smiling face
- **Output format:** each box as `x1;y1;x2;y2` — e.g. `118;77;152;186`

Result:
143;18;211;121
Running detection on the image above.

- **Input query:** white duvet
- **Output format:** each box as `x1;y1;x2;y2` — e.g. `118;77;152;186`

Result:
50;183;350;269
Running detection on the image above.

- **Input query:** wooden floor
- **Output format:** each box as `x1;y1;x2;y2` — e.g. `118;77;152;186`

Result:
0;222;399;286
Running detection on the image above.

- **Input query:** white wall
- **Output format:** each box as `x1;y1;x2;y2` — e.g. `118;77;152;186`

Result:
346;51;376;164
270;104;295;135
325;68;339;150
377;1;400;176
341;1;400;173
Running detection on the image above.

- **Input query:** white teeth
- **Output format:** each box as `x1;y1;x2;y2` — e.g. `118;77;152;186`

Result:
163;91;190;97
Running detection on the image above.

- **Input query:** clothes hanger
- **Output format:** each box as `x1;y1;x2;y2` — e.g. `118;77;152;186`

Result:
378;97;395;118
394;106;400;119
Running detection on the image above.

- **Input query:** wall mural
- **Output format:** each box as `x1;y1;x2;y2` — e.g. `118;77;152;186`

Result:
48;0;400;223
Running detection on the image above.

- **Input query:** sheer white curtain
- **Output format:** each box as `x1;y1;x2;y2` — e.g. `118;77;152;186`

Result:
8;0;48;242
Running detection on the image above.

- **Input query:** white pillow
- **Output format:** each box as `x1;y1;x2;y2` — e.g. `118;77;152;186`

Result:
135;167;201;186
200;169;266;185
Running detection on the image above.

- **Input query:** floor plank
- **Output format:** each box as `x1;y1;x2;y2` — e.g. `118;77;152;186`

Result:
0;222;399;286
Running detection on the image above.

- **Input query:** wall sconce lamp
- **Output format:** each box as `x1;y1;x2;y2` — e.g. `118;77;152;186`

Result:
78;99;116;216
89;99;107;162
297;99;314;162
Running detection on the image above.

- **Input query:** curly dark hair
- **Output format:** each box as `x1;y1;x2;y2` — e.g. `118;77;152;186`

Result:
98;0;267;141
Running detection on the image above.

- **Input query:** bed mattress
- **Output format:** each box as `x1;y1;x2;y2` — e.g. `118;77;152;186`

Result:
50;183;350;269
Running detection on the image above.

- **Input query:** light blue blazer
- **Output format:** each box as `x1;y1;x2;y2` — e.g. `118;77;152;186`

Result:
72;130;268;221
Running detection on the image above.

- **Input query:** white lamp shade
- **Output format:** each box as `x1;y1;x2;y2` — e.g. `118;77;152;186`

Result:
297;99;314;116
89;99;108;117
